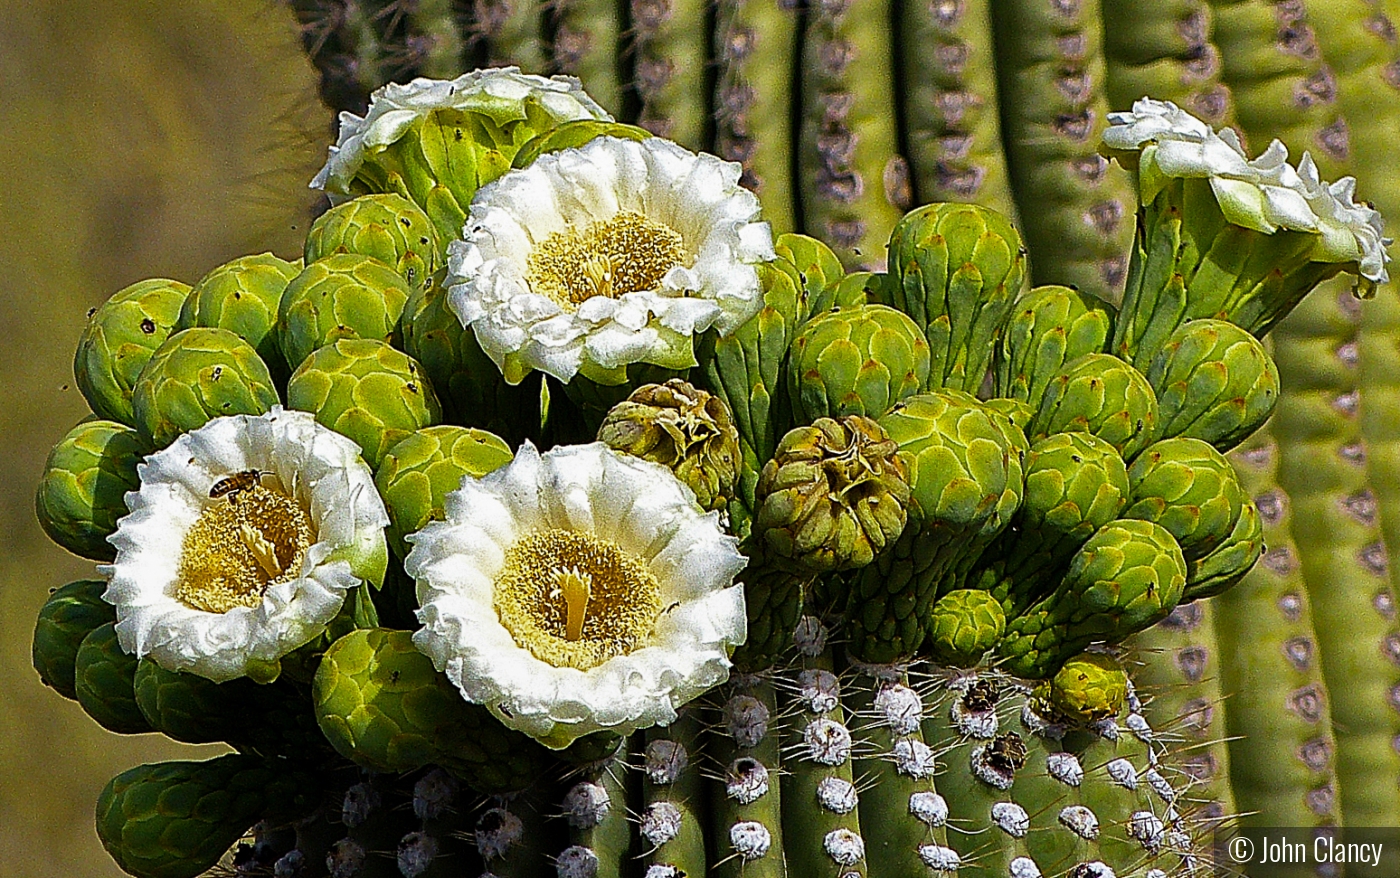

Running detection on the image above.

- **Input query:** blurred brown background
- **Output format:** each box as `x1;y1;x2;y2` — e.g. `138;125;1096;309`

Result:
0;2;329;873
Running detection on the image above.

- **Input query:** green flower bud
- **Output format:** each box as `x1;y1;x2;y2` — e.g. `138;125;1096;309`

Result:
96;755;322;878
773;232;846;318
999;519;1187;678
176;253;301;384
277;253;413;372
1124;437;1246;563
75;278;192;425
131;328;280;449
756;415;911;574
33;580;114;700
830;270;884;309
1184;497;1264;601
886;202;1028;393
75;621;151;734
1033;652;1129;722
375;426;514;560
286;339;441;469
133;660;246;745
304;193;439;293
787;304;932;422
1028;352;1160;461
598;379;741;511
926;589;1006;667
982;397;1034;433
400;275;542;443
36;420;144;560
1146;318;1279;452
314;629;546;792
994;284;1114;408
511;119;653;168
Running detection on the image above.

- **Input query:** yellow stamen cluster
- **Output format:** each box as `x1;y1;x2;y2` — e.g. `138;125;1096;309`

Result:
176;485;314;613
526;211;688;309
493;529;663;671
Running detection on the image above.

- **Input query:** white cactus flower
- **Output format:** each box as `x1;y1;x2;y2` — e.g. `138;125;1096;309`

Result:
1103;97;1389;284
102;408;389;683
445;135;776;385
406;441;747;749
311;67;611;197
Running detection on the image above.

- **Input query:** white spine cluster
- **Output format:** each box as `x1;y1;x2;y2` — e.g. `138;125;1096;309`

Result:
1105;757;1139;790
564;781;611;829
555;845;600;878
1046;752;1084;787
918;844;962;872
725;695;770;748
644;739;689;785
909;791;949;827
992;802;1031;838
729;821;772;860
794;616;829;656
725;757;770;804
475;807;524;861
804;717;854;766
817;776;859;814
823;828;866;866
1130;811;1167;852
875;684;924;735
396;831;438;878
1010;855;1044;878
341;783;379;829
1059;805;1101;840
798;668;841;715
640;802;684;847
893;738;937;779
412;769;457;821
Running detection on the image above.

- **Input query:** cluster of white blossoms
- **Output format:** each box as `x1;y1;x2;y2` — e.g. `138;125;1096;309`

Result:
1102;97;1390;285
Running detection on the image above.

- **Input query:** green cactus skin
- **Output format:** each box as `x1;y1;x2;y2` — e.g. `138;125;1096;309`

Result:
472;0;545;71
277;253;413;373
1128;602;1240;833
999;518;1189;679
35;419;145;561
989;0;1136;304
286;338;442;469
75;278;193;426
1272;285;1400;828
32;580;115;700
303;193;440;294
559;740;633;878
176;252;301;386
1146;318;1280;453
74;621;153;735
131;327;281;449
1028;352;1161;462
640;710;709;877
96;755;321;878
550;0;623;115
730;561;808;671
1102;0;1236;130
799;0;910;269
374;426;513;560
777;634;867;878
714;0;799;233
994;284;1115;411
900;0;1021;224
630;0;709;149
885;202;1028;394
786;304;932;423
405;0;467;78
709;675;787;878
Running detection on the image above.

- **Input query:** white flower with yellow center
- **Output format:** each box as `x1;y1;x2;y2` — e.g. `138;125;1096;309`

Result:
101;408;389;683
406;442;748;749
445;135;776;385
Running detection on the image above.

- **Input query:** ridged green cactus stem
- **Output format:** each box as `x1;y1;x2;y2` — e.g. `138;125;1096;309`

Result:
1271;284;1400;826
778;623;867;877
640;709;709;876
708;674;786;878
1127;601;1239;833
993;284;1115;411
799;0;910;268
630;0;709;148
729;559;808;671
899;0;1021;224
551;0;624;115
559;740;632;878
713;0;800;233
472;0;546;71
989;0;1136;303
1101;0;1236;130
845;664;947;877
1216;425;1341;829
884;201;1027;394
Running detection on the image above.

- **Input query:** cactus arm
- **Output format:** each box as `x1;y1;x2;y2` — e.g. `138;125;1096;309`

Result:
551;0;626;115
713;0;800;233
562;741;634;878
777;643;868;877
631;0;710;149
709;676;788;878
989;0;1136;303
1216;424;1342;827
899;0;1021;224
641;711;709;876
474;0;547;71
799;0;910;269
1101;0;1236;129
407;0;469;78
1127;601;1239;832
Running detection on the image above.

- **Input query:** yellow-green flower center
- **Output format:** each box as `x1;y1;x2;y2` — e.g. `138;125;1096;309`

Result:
493;529;663;671
176;484;314;613
526;211;688;309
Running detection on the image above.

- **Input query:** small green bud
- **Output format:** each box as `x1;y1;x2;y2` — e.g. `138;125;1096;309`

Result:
33;580;115;699
75;278;192;424
176;253;301;383
926;589;1006;666
75;622;152;734
1029;352;1160;461
131;328;280;448
1146;318;1279;452
304;193;439;292
36;420;145;560
1124;437;1246;563
277;253;413;372
995;284;1114;408
1033;652;1128;722
1184;498;1264;601
787;304;932;422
